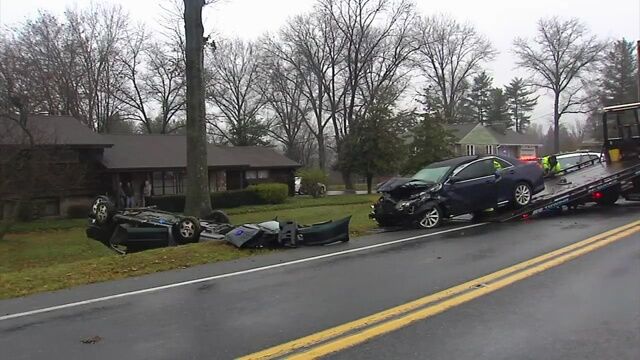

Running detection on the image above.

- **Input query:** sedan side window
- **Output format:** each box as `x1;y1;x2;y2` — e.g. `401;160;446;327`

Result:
455;160;494;181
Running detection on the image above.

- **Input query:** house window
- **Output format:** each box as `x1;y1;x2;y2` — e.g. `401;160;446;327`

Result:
151;171;186;195
217;171;227;191
246;170;257;180
152;172;163;195
466;145;476;156
485;145;495;155
245;170;269;180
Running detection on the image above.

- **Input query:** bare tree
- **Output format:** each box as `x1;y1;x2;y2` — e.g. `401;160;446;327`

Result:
416;14;496;123
259;54;310;162
206;38;268;146
318;0;417;187
145;42;187;133
183;0;212;217
117;26;153;131
264;12;344;170
65;4;130;132
513;17;606;153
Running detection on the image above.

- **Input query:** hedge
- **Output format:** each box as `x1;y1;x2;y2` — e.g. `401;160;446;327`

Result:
147;183;288;212
248;183;288;204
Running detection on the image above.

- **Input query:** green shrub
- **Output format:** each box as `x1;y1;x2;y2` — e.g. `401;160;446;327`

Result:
248;183;288;204
211;189;262;208
149;188;272;212
296;168;328;198
66;204;90;219
147;195;185;212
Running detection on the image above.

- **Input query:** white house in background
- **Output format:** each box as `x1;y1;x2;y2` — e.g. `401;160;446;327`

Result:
447;123;543;160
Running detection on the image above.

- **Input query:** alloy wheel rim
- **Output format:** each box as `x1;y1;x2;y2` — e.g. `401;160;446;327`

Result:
515;185;531;205
420;208;440;228
96;204;108;222
180;220;195;238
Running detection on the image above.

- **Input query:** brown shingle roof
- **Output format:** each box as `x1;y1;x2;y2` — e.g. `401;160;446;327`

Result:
0;115;113;147
102;134;300;170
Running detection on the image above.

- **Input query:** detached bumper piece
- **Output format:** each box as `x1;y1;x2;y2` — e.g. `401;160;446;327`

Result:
225;216;351;249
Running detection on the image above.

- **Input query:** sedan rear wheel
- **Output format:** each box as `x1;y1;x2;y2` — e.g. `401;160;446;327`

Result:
514;182;532;208
417;205;442;229
174;217;201;244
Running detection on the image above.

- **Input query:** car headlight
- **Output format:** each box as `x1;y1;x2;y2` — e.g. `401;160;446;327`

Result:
395;200;411;210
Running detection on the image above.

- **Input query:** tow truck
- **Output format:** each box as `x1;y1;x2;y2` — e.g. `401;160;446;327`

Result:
489;102;640;222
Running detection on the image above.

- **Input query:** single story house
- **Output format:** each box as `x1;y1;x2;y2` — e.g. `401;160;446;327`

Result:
448;123;542;160
1;115;300;218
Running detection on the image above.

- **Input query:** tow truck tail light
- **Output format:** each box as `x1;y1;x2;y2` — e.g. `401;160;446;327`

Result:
592;191;603;200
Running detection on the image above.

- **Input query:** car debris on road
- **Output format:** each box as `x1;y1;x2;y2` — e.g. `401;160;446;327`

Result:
86;196;351;253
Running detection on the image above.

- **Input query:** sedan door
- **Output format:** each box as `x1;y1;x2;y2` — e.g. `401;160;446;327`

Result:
444;159;498;216
493;157;518;206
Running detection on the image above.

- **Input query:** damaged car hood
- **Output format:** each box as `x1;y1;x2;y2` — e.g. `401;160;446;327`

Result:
377;177;437;193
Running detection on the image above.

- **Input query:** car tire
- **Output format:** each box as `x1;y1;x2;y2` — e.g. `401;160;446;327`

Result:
513;182;532;208
94;198;116;226
89;195;110;219
205;210;231;224
374;216;395;228
174;217;201;244
595;190;619;206
416;205;443;229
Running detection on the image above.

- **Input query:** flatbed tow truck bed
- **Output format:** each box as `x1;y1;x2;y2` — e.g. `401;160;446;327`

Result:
487;158;640;222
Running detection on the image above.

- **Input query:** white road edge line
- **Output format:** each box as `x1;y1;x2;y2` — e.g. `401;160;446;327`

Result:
0;223;486;322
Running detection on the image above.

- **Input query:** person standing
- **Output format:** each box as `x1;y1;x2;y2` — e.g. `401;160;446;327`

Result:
142;180;152;207
118;182;126;209
124;181;134;208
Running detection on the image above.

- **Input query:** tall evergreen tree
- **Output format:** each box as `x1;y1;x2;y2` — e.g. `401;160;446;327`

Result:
467;71;493;124
339;101;407;194
504;77;538;133
486;88;512;130
403;112;454;173
599;39;638;106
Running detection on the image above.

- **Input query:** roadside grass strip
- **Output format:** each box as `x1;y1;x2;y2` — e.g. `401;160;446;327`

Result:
240;219;640;360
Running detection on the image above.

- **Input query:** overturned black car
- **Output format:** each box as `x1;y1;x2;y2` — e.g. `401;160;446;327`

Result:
87;196;351;253
370;155;545;229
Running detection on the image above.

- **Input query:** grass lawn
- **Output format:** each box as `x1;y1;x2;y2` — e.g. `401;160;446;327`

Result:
0;194;379;299
327;184;369;191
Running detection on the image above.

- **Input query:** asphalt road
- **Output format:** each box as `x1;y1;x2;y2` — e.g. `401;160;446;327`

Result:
1;204;639;359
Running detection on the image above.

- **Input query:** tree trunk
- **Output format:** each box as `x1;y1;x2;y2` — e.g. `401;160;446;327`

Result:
366;173;373;194
553;91;560;154
317;135;326;170
342;171;354;192
183;0;212;217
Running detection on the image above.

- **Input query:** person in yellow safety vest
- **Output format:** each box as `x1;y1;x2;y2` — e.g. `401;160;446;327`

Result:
493;159;503;171
542;155;561;176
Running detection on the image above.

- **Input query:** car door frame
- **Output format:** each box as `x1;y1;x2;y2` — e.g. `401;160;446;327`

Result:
443;158;498;215
489;156;518;206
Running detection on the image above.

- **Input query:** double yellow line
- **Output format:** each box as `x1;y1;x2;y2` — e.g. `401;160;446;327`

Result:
240;220;640;360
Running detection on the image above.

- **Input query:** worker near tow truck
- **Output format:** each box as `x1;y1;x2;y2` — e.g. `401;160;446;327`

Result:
541;155;561;177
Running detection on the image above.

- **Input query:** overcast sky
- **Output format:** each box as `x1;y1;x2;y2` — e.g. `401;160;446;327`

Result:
1;0;639;126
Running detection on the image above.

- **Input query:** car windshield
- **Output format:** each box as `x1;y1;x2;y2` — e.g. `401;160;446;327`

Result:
411;166;451;183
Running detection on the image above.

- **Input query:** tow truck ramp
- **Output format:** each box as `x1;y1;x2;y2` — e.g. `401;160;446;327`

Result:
489;102;640;223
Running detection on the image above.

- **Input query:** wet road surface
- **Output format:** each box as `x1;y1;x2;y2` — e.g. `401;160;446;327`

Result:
1;204;639;359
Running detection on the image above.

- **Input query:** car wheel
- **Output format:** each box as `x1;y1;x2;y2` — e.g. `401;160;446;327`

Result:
90;196;110;218
374;216;396;228
417;205;442;229
513;182;532;208
205;210;230;224
595;190;619;206
94;198;116;226
174;217;201;244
